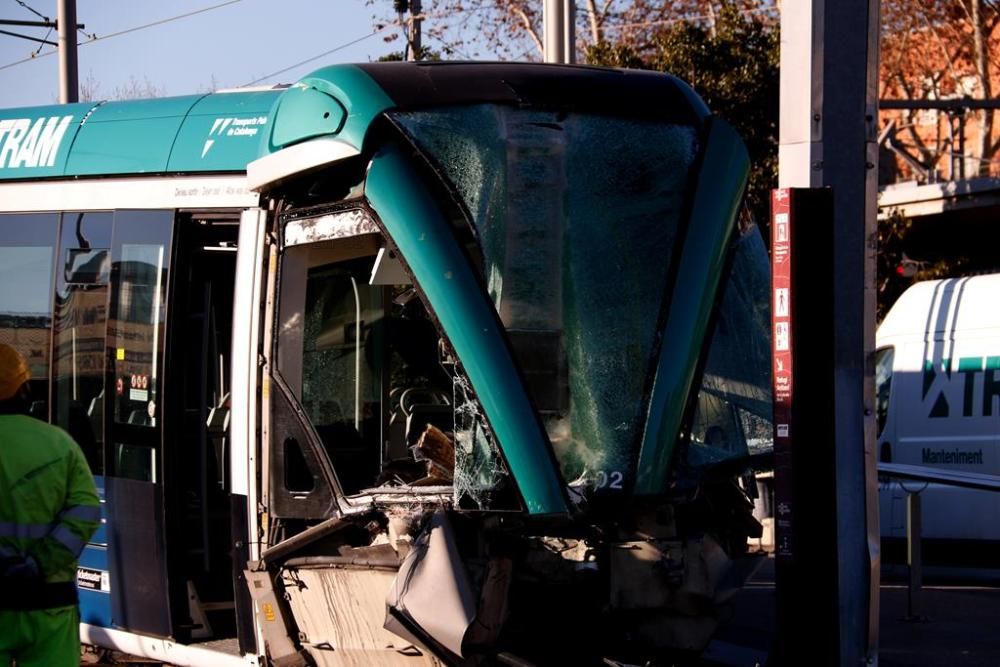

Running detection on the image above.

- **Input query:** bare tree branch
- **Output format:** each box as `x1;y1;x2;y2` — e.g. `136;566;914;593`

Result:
585;0;602;44
511;5;544;57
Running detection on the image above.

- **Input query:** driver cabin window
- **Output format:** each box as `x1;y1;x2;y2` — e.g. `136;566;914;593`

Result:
276;229;454;496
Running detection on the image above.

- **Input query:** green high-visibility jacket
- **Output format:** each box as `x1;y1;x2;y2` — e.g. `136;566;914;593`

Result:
0;414;100;593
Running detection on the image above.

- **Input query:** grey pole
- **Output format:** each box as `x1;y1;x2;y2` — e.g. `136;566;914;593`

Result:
562;0;575;64
906;491;923;621
544;0;564;64
57;0;78;103
778;0;881;663
409;0;422;61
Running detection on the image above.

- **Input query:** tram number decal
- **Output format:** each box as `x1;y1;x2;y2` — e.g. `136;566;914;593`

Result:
594;470;624;490
130;374;149;390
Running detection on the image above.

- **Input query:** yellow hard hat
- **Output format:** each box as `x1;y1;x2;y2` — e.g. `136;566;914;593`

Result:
0;343;30;402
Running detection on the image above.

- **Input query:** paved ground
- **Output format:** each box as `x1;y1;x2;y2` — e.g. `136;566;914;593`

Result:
81;555;1000;666
707;555;1000;666
879;581;1000;666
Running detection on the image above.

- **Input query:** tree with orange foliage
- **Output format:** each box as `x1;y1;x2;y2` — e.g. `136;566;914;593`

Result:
880;0;1000;179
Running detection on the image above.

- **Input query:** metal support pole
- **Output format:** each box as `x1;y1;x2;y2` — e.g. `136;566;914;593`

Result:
906;491;923;621
562;0;575;64
57;0;78;103
777;0;881;663
947;114;956;180
409;0;422;61
958;113;967;180
544;0;564;64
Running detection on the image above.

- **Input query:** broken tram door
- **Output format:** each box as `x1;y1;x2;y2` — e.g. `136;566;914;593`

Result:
245;63;773;666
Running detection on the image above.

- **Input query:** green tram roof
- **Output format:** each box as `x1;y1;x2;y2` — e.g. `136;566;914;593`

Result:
0;62;708;182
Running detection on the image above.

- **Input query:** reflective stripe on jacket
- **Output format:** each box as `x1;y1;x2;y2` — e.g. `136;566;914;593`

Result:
0;414;100;586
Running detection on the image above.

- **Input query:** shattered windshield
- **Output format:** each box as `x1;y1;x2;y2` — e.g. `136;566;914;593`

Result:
391;105;699;492
686;228;773;468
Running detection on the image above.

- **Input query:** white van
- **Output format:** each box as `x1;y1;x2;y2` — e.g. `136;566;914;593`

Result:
877;275;1000;558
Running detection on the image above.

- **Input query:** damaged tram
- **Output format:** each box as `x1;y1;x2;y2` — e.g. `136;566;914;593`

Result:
0;62;773;666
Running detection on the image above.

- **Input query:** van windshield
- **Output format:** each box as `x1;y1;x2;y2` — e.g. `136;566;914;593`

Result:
390;104;699;492
875;346;894;437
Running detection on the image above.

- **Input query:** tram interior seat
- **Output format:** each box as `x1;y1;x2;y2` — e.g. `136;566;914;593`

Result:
206;392;230;490
127;409;150;426
67;398;99;461
87;388;104;417
28;400;46;420
313;413;369;495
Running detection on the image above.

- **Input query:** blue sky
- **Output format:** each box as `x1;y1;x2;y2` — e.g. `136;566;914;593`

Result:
0;0;403;108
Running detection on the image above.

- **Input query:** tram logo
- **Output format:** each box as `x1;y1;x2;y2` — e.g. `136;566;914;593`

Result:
0;115;73;169
923;356;1000;418
202;115;268;158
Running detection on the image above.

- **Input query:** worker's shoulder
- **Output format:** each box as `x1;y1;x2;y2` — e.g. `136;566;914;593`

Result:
0;414;80;452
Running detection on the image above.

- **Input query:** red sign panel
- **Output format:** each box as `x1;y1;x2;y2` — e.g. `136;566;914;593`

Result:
771;188;794;559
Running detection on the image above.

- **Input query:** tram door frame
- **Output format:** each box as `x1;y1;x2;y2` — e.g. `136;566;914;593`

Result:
100;208;249;643
102;209;177;638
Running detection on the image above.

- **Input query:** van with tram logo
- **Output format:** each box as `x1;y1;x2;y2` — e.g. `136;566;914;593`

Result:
876;274;1000;565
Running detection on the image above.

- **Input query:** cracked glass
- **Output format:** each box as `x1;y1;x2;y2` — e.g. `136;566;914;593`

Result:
686;228;773;468
391;105;699;493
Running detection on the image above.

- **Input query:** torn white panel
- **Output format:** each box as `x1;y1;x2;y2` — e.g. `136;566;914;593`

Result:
281;566;437;666
385;510;476;658
284;209;379;247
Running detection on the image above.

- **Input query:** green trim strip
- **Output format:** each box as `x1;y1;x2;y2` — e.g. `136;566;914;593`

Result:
634;117;750;495
365;145;569;516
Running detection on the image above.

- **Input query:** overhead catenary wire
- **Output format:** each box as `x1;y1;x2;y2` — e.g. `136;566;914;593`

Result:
242;26;391;86
0;0;242;72
30;25;49;55
73;0;242;45
12;0;46;21
8;0;49;56
6;0;94;47
427;33;473;60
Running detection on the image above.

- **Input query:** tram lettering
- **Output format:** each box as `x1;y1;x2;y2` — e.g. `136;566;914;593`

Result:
921;448;984;465
924;356;1000;418
0;116;73;169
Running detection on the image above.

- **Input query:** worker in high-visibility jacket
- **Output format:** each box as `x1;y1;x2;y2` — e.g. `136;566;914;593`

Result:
0;343;100;667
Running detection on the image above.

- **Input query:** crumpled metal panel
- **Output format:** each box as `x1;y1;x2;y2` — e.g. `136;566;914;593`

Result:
385;510;476;658
281;565;438;666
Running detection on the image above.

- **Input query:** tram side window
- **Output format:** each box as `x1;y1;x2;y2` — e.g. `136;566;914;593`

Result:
106;211;173;483
110;243;168;428
686;227;773;469
52;212;112;475
0;213;58;421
